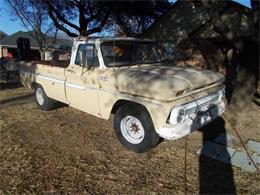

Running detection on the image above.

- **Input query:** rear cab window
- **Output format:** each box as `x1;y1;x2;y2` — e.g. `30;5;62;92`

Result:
75;44;99;67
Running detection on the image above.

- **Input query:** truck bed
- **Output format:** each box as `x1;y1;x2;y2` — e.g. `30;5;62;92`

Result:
28;60;70;68
19;60;69;90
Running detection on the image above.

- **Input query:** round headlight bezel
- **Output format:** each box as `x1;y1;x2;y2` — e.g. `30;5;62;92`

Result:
177;108;186;123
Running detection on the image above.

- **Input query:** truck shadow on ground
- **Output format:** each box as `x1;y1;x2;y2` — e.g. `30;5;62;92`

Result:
0;92;67;111
198;117;236;194
0;82;21;90
0;93;34;105
51;101;68;110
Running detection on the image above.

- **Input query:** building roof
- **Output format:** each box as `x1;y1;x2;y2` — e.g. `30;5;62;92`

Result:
0;31;72;50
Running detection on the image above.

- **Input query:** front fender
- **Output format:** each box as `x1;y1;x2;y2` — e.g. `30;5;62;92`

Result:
98;89;171;130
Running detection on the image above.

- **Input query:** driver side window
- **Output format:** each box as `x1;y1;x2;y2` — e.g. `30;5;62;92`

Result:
75;44;99;67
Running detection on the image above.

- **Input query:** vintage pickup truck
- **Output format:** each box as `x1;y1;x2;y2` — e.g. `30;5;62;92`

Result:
20;37;225;153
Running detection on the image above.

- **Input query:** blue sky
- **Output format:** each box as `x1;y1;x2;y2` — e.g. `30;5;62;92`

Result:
0;0;252;35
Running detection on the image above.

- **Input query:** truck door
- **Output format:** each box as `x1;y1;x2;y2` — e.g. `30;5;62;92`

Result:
65;44;100;117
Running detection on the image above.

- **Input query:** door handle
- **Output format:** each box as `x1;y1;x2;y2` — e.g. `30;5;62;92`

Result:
67;69;74;73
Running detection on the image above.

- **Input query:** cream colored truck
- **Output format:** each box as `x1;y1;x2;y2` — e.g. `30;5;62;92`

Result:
20;37;225;153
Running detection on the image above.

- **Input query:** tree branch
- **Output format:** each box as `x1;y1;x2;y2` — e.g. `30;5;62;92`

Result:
86;11;110;35
78;0;87;35
44;28;58;49
45;0;80;31
45;1;78;37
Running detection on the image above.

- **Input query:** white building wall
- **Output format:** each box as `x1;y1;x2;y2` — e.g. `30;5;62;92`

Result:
2;47;8;57
45;50;51;60
0;46;8;58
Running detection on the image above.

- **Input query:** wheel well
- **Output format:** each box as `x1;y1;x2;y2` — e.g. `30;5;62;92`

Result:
31;82;38;89
112;100;130;114
111;100;147;114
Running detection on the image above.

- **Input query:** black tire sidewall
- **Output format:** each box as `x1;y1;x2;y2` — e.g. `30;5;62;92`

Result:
114;103;159;153
34;85;53;110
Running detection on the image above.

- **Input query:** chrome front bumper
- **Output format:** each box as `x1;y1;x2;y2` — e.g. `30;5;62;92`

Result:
156;101;225;140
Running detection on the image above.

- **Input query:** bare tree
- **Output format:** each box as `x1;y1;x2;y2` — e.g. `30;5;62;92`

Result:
109;0;170;36
5;0;58;60
44;0;170;37
45;0;111;37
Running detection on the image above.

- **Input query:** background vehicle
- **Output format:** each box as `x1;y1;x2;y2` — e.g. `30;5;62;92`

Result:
0;57;20;89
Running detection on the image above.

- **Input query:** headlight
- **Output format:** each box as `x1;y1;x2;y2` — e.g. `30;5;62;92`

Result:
169;107;187;124
169;91;222;125
177;109;186;123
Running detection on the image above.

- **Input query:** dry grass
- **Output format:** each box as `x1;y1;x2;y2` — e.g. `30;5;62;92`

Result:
0;87;259;194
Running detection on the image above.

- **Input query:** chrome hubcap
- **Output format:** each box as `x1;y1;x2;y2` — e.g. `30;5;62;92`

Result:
120;115;145;144
36;87;44;105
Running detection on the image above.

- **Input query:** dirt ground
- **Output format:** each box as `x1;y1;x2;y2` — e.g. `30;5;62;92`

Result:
0;87;259;194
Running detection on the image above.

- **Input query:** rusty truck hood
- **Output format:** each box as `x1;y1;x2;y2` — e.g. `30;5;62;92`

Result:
103;65;224;101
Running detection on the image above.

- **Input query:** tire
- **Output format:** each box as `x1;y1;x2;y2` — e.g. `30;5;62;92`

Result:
34;84;54;110
114;103;160;153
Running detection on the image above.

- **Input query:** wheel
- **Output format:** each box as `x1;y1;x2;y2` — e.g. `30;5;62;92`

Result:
114;103;160;153
34;84;54;110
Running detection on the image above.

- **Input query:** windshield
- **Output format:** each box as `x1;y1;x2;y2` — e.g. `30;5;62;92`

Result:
101;41;166;67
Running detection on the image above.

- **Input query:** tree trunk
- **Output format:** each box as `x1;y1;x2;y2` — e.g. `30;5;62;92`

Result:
228;41;258;108
40;50;45;61
201;2;258;109
251;0;260;97
257;75;260;95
